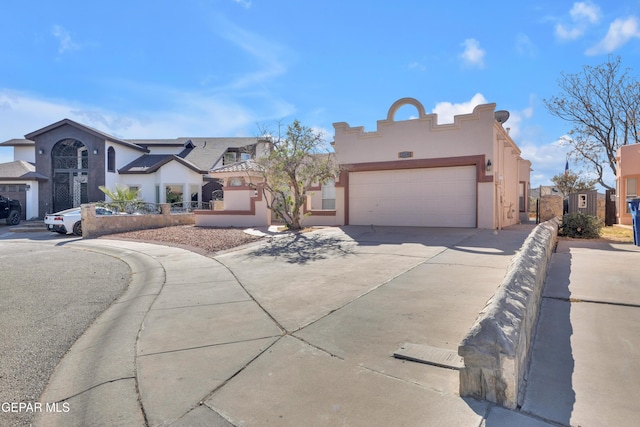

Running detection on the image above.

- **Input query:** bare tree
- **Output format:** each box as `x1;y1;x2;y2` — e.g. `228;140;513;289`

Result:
544;55;640;190
551;171;597;197
257;120;337;230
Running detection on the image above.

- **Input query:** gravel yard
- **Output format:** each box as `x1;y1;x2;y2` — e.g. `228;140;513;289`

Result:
101;225;264;254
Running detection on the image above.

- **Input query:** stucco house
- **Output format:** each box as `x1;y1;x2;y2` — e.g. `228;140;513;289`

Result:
0;119;266;218
195;98;532;229
0;159;48;220
615;143;640;225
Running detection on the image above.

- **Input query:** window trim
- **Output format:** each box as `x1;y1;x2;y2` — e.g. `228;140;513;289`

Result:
321;178;336;210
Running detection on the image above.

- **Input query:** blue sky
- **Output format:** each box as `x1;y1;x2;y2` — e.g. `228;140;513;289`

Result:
1;0;639;188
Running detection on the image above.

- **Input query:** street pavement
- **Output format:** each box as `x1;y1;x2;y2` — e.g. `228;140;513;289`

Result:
1;224;637;426
0;231;130;427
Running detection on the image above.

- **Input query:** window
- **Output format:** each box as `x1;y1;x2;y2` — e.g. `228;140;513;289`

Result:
128;186;140;197
228;177;243;187
240;152;251;161
322;179;336;210
626;177;638;213
165;185;183;204
190;184;199;202
519;182;526;212
223;152;237;165
107;147;116;172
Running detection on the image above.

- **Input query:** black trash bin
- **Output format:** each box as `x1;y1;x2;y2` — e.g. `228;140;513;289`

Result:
627;198;640;246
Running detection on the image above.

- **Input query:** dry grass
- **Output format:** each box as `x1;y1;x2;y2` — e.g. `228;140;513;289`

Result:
599;226;634;243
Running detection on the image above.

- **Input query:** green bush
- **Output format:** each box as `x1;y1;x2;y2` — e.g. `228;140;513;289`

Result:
559;212;602;238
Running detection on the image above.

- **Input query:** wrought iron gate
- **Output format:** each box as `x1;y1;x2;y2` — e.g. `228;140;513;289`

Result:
52;139;89;212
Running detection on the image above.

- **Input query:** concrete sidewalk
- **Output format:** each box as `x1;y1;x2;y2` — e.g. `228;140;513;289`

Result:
522;239;640;426
32;224;631;426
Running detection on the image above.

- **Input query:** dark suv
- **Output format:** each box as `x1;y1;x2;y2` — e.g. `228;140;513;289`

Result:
0;194;21;225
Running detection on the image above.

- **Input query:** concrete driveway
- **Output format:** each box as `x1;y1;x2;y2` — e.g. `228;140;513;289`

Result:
33;224;543;427
205;225;535;426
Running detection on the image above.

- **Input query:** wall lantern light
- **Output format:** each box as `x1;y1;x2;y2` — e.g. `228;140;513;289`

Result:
486;159;492;172
38;149;45;155
93;149;99;155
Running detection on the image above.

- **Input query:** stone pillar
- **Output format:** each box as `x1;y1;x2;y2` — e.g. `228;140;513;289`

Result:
80;204;96;239
539;195;563;222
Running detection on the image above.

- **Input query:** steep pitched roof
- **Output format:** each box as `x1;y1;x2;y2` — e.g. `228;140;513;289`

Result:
24;118;148;152
126;137;259;171
0;160;48;181
118;154;203;174
209;159;265;178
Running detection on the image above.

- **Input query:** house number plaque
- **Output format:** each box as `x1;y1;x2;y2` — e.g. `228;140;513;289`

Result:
398;151;413;158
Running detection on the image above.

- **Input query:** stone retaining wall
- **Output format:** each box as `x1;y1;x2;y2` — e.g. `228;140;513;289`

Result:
81;204;195;239
539;195;563;222
458;217;560;409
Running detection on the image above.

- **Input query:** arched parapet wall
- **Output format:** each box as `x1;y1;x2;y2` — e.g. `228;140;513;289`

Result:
333;98;497;139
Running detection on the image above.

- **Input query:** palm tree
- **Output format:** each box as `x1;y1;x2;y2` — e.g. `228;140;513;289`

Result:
99;184;142;213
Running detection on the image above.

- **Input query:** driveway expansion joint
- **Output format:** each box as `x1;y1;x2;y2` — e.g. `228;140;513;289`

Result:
150;298;254;311
55;376;137;403
136;334;284;358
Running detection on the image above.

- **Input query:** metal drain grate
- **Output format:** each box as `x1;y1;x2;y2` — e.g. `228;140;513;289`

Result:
393;343;464;370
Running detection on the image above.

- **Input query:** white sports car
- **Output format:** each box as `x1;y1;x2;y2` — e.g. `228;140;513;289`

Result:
44;207;113;236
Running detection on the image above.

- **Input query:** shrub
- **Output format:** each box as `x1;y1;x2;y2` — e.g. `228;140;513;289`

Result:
558;212;602;238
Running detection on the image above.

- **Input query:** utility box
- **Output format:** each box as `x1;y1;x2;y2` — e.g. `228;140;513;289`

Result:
568;191;602;219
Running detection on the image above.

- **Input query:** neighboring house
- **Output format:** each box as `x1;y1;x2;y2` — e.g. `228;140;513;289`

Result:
0;119;265;217
0;160;48;220
615;144;640;225
196;97;532;229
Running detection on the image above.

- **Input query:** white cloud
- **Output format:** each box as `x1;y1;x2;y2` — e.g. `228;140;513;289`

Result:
408;61;426;72
555;24;584;41
571;1;601;24
432;93;488;124
519;138;571;186
0;88;295;145
232;0;252;9
459;39;486;68
555;1;601;41
515;33;537;57
52;25;80;54
212;16;288;90
586;16;640;55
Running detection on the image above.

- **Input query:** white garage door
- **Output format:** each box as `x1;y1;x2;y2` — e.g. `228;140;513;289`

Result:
349;166;476;227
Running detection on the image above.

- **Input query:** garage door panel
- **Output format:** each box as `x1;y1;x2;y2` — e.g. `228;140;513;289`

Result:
349;166;476;227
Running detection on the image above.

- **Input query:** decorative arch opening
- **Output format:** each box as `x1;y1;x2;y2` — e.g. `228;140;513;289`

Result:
51;138;89;211
387;97;427;122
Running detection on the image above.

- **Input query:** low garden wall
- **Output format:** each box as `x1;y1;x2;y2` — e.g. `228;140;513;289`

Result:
81;204;194;239
458;217;560;409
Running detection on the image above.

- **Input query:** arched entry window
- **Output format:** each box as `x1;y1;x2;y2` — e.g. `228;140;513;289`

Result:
107;146;116;172
52;138;89;211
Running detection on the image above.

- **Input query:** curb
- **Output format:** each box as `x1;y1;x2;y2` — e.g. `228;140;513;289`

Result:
34;243;166;427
